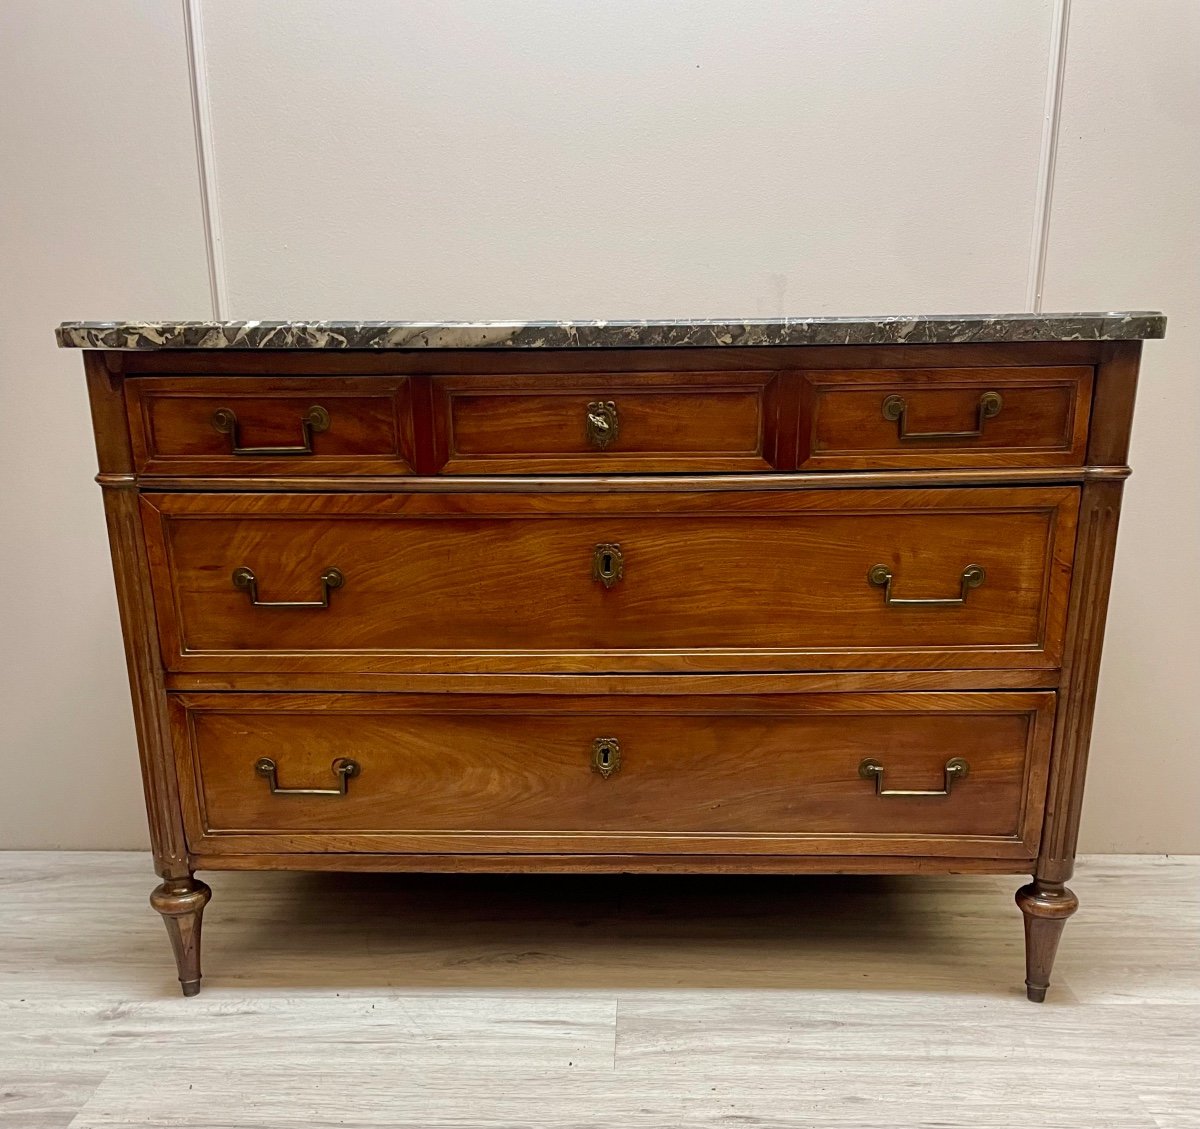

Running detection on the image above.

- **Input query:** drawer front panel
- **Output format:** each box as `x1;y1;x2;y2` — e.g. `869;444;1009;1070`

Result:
430;371;783;473
800;367;1092;469
144;487;1077;674
127;376;417;475
175;691;1054;857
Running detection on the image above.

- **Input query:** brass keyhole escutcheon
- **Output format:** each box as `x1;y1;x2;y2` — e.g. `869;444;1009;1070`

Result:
592;542;624;588
586;401;619;449
592;737;621;779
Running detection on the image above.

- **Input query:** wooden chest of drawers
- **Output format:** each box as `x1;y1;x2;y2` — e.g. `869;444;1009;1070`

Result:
61;313;1164;1000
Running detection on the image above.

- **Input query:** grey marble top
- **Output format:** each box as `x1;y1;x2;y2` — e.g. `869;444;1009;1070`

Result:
56;313;1165;350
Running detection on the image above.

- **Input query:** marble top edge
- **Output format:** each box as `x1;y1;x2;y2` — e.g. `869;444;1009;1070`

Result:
55;313;1167;350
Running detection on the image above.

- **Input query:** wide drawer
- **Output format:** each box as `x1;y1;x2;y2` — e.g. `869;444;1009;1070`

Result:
143;486;1078;674
798;367;1093;469
126;376;418;475
173;691;1055;858
429;370;785;473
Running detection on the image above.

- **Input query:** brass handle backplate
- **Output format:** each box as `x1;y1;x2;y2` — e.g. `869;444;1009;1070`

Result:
212;404;330;455
868;563;985;607
592;543;624;588
586;401;619;449
232;566;344;609
592;737;621;779
858;757;969;796
881;390;1002;441
255;757;360;796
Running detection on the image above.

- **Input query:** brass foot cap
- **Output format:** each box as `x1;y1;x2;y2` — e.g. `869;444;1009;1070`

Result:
180;979;202;997
1026;985;1047;1003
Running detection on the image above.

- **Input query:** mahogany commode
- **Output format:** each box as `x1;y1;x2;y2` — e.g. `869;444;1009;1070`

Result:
59;313;1165;1000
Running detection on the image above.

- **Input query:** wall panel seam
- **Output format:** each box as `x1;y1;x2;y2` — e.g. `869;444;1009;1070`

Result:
182;0;229;319
1026;0;1072;312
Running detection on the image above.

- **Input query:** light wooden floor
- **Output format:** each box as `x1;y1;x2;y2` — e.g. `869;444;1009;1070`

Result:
0;853;1196;1129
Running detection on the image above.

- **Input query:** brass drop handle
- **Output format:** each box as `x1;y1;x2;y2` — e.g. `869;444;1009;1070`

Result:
592;737;621;779
859;757;969;796
592;543;624;588
868;563;985;607
586;401;619;449
232;566;344;609
255;757;360;796
882;390;1002;440
212;404;330;455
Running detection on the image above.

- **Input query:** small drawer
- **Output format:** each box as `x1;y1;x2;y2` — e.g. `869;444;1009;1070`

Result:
173;690;1055;859
142;485;1078;675
429;371;785;473
126;376;418;475
799;367;1093;469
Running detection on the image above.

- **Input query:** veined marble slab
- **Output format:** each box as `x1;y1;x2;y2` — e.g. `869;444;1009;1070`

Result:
56;312;1165;350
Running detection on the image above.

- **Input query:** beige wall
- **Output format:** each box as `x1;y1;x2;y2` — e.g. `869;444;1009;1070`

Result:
0;2;212;851
1040;1;1200;850
1;0;1196;851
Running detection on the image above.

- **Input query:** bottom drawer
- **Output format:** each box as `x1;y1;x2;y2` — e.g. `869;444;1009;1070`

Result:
173;691;1054;859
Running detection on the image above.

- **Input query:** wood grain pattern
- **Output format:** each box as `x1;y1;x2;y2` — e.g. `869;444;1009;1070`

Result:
800;366;1092;469
148;876;211;996
187;851;1034;874
171;690;1054;859
70;334;1149;1001
85;356;190;882
161;668;1062;694
141;486;1078;675
1087;341;1142;465
125;375;417;476
1016;878;1079;1002
1038;479;1125;884
108;339;1107;376
131;465;1129;494
430;370;783;474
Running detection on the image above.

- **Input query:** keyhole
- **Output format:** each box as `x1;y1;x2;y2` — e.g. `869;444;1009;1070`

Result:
592;736;620;778
592;543;623;588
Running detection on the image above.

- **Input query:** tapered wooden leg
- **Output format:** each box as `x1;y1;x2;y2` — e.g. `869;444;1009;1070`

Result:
1015;880;1078;1002
150;876;212;996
